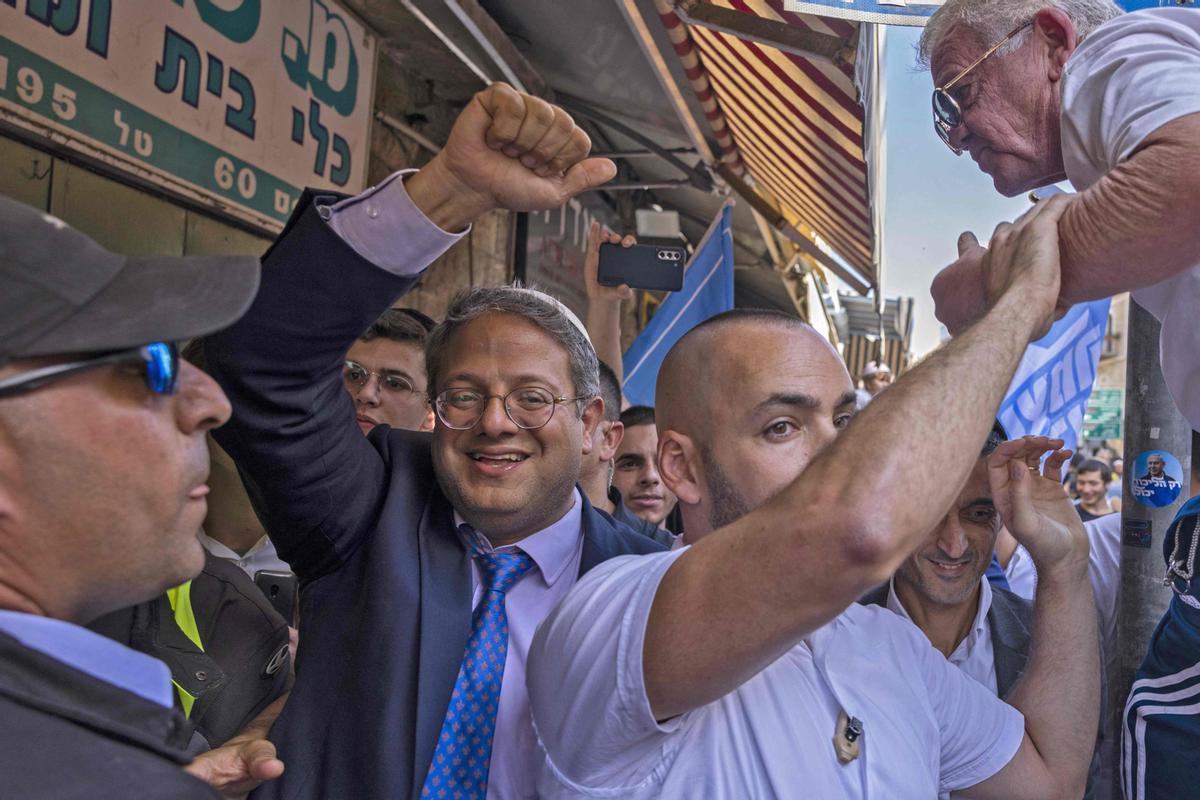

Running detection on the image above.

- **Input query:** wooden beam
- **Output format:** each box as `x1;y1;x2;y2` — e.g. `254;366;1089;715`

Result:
673;0;857;67
443;0;552;98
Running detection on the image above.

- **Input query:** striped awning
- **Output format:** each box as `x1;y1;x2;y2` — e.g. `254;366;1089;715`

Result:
658;0;876;288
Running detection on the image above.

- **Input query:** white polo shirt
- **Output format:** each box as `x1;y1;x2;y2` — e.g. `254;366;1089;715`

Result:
527;548;1024;798
887;576;997;695
1060;8;1200;429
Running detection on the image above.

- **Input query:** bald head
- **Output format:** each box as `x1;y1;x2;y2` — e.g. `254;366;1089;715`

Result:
657;310;834;442
655;311;856;541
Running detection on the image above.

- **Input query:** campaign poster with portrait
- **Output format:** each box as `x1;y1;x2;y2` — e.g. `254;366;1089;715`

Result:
1130;450;1185;509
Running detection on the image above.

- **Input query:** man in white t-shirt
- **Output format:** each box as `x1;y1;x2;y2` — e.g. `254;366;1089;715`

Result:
923;1;1200;430
527;201;1100;798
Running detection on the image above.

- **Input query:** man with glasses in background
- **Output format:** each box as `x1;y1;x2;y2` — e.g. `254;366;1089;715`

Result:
344;307;437;433
0;198;266;798
922;0;1200;432
203;83;661;800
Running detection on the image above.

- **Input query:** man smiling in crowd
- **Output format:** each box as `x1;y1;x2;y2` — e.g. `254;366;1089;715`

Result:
344;307;436;434
203;83;661;800
612;405;677;530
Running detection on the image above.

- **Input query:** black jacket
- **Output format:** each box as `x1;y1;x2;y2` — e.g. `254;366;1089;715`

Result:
0;629;217;799
89;551;291;752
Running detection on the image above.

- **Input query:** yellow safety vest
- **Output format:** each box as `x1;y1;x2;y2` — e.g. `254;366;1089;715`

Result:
165;581;203;716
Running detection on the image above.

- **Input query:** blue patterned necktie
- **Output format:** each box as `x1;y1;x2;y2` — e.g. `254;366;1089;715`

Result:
421;544;535;799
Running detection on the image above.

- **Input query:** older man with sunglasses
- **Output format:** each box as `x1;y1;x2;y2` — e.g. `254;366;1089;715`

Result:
0;199;260;797
201;83;663;800
924;0;1200;433
922;3;1200;795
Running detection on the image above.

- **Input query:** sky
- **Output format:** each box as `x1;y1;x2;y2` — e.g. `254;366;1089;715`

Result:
874;25;1031;357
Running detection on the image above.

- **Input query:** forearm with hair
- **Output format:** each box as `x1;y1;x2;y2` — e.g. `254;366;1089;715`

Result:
790;290;1041;583
1057;115;1200;303
1003;566;1099;797
645;290;1046;718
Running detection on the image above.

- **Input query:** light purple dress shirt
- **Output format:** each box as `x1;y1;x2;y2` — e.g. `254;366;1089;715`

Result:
324;169;465;277
455;490;585;800
0;610;173;707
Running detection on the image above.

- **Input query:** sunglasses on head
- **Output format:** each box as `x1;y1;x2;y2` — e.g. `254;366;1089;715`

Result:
0;342;180;399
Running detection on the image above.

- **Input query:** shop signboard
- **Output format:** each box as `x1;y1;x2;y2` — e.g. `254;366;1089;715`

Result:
1083;387;1124;441
0;0;377;230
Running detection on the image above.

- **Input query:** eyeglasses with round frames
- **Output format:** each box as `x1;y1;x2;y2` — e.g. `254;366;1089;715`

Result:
435;386;587;431
932;21;1032;155
343;360;424;395
0;342;179;399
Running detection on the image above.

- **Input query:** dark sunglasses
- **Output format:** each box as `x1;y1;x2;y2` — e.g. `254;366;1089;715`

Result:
0;342;179;399
932;21;1032;155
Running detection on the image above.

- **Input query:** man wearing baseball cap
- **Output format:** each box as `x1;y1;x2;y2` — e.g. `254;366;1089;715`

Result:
0;198;260;797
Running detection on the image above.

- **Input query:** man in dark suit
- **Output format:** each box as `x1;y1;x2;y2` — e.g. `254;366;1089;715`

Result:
204;83;660;800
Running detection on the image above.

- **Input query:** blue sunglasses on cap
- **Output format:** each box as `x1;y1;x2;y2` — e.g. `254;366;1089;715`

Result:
0;342;179;398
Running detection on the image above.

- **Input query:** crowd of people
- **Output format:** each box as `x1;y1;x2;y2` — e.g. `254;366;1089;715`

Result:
1;0;1199;798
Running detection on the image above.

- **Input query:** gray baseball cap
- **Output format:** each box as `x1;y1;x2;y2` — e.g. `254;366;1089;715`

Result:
0;196;260;365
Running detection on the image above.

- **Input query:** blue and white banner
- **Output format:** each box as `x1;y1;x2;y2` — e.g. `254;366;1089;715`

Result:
784;0;947;27
621;202;735;408
997;299;1111;456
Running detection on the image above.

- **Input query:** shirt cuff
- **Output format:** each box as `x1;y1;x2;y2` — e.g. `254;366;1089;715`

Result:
323;169;468;276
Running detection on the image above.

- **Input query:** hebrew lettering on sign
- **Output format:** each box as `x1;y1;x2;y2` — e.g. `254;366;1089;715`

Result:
155;26;256;138
281;0;359;117
291;99;350;186
172;0;261;44
16;0;112;57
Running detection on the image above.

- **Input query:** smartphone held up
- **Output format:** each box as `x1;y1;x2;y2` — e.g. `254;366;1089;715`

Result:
597;241;687;292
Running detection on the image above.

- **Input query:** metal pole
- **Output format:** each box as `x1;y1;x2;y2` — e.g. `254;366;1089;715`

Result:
1108;300;1192;796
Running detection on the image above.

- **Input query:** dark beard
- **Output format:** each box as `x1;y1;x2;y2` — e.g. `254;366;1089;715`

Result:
703;444;753;530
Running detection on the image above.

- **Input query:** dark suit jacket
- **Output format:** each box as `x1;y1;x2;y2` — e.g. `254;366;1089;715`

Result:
206;193;664;800
0;631;218;799
859;582;1033;699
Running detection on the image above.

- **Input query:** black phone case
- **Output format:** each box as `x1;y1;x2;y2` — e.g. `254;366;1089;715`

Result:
597;242;687;292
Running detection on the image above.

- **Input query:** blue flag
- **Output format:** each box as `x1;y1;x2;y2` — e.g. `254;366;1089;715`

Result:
997;299;1111;455
621;203;735;407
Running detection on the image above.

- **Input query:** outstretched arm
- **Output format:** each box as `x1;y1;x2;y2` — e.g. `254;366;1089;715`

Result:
643;196;1073;719
184;692;289;800
933;114;1200;334
206;84;616;579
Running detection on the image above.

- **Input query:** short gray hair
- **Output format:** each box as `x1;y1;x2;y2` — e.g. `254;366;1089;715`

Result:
918;0;1122;69
425;285;600;411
